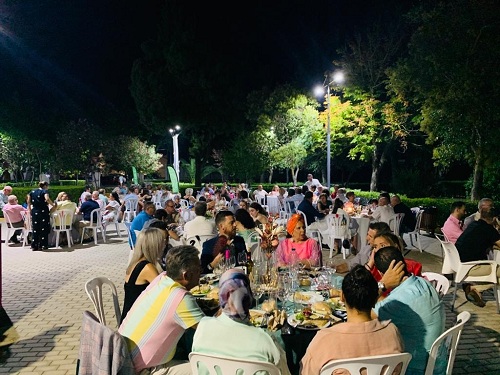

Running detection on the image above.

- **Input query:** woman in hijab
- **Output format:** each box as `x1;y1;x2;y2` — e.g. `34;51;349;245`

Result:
191;268;290;375
275;213;321;268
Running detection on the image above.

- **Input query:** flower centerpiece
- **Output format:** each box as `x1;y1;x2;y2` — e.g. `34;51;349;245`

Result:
254;216;287;284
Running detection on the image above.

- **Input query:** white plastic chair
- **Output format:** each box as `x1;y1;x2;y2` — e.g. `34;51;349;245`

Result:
186;234;216;253
422;271;451;299
3;211;20;244
436;234;499;313
21;212;33;248
325;214;350;259
51;209;75;248
407;209;424;252
189;352;280;375
389;213;405;236
84;277;122;328
319;352;412;375
123;198;139;222
103;211;122;238
152;191;163;209
424;311;471;375
266;196;281;216
80;208;106;245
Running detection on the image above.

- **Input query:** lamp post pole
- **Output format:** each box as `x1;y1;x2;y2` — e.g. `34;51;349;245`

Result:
326;84;331;191
169;125;181;179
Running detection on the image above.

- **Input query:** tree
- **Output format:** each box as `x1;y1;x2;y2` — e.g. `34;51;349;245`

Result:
110;136;163;178
388;0;500;200
270;141;307;186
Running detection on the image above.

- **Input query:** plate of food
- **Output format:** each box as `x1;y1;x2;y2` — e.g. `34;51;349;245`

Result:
327;297;347;312
200;273;219;284
287;302;332;330
249;309;267;327
288;291;324;305
190;284;213;297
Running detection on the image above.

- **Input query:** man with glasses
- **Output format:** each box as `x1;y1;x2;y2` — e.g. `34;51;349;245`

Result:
164;199;180;225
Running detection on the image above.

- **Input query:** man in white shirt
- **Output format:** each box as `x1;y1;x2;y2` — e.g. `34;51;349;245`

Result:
366;196;395;225
304;173;322;189
183;202;216;239
252;184;268;204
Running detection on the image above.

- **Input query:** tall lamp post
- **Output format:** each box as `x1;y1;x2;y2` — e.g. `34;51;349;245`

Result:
314;71;345;192
169;125;181;179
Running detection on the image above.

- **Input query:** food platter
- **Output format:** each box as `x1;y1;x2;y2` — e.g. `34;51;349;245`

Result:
200;273;219;284
190;284;213;297
287;313;331;330
249;309;267;327
288;291;324;305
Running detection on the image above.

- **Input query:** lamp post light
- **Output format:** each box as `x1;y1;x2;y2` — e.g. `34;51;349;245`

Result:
314;71;345;192
169;124;181;179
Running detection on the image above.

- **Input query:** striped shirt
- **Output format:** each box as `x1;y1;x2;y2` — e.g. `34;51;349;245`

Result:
118;273;204;372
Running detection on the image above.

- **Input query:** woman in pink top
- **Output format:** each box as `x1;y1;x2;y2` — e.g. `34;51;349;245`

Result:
276;213;320;268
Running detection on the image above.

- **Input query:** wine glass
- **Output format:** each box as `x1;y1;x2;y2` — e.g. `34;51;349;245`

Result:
237;252;246;266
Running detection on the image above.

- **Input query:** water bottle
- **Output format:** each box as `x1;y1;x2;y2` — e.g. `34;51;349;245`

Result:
289;248;299;290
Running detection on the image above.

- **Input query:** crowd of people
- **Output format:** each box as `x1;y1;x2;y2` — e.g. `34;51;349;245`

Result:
3;177;498;375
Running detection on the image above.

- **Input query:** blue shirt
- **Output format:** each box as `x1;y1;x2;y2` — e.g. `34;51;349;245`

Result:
130;211;154;246
374;276;445;375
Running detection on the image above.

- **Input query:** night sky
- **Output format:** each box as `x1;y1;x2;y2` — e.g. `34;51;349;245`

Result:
0;0;412;123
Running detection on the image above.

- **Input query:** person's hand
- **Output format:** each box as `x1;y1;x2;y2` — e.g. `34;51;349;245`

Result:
380;260;404;290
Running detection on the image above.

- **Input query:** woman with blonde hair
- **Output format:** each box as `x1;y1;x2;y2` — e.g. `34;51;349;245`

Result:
121;227;165;322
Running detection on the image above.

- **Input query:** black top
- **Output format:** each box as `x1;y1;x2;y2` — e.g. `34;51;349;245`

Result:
29;189;48;209
455;220;500;262
200;235;246;274
121;260;150;323
393;202;416;231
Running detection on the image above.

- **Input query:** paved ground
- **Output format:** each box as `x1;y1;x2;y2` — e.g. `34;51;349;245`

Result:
0;224;499;374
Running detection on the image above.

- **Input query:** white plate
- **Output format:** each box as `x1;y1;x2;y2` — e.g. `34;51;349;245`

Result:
200;274;219;284
249;309;266;327
190;285;213;297
287;313;331;330
288;291;324;305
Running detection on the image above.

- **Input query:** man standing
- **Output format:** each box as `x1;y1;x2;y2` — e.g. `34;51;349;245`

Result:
183;202;216;239
2;195;27;243
455;207;500;307
200;211;246;274
304;173;322;189
441;201;467;244
374;246;445;375
119;245;204;375
391;195;417;235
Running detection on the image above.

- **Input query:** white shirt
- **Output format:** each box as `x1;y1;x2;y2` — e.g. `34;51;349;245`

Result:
305;178;322;188
372;205;395;225
183;216;216;239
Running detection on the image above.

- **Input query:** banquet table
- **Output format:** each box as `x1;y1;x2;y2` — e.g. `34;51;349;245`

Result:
351;215;371;247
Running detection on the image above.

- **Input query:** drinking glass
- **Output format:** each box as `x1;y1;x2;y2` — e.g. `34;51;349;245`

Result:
229;255;236;268
237;252;246;266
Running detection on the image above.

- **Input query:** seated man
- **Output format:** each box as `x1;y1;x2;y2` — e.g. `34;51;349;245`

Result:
119;245;204;374
183;202;216;239
391;194;417;235
463;197;494;230
441;201;467;244
164;199;181;225
2;194;27;243
365;196;394;225
192;268;290;375
200;211;246;274
455;206;500;307
296;191;325;226
130;202;156;247
373;246;445;375
301;265;403;375
76;193;100;240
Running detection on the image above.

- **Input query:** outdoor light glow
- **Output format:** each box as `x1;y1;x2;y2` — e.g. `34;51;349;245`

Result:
314;85;325;97
333;71;345;85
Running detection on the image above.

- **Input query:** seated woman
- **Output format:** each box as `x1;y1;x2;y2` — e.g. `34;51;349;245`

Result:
121;227;164;323
234;208;258;242
192;268;290;375
367;231;422;293
238;198;250;211
183;187;197;205
249;202;268;226
269;184;281;196
317;193;332;215
301;265;403;374
102;191;121;227
275;213;320;269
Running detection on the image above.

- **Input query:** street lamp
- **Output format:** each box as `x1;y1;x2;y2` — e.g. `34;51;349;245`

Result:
169;124;181;179
314;71;345;192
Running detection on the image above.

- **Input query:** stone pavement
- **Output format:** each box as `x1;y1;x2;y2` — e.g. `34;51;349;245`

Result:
0;224;499;374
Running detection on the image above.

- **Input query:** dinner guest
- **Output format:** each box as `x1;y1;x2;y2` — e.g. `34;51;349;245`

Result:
129;202;156;246
192;268;291;375
200;210;246;274
238;198;250;211
441;201;467;244
364;196;394;225
183;202;216;239
462;197;494;230
373;246;445;375
120;228;164;323
102;191;121;227
0;185;13;209
76;192;100;240
234;208;258;242
269;184;281;197
316;193;332;215
119;245;204;374
275;213;320;269
301;265;403;375
391;195;417;235
27;181;56;251
249;201;269;226
164;199;181;225
297;191;325;226
343;191;356;215
2;194;27;243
